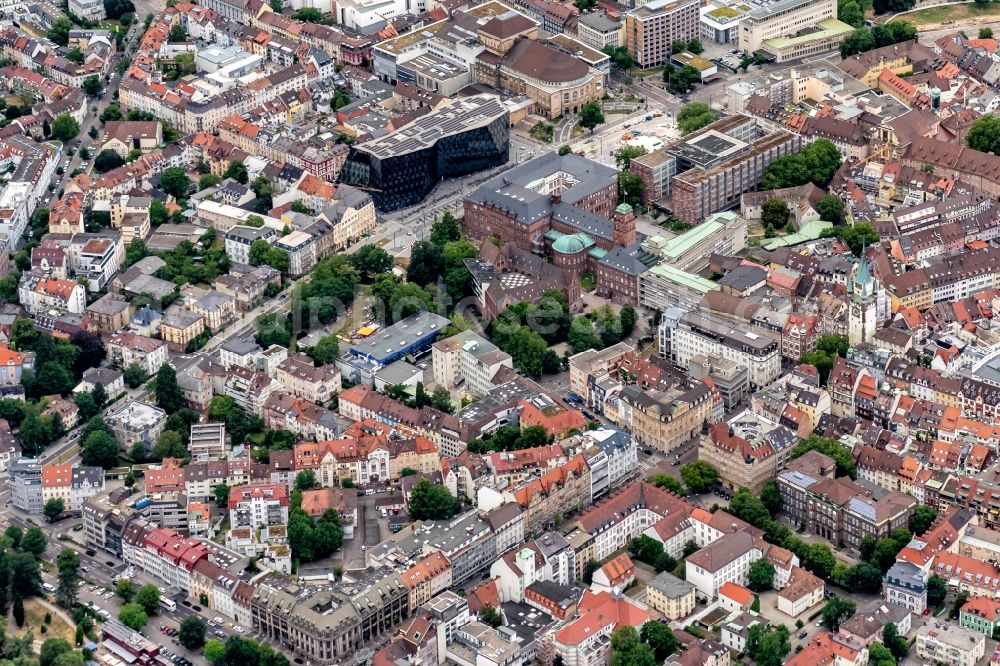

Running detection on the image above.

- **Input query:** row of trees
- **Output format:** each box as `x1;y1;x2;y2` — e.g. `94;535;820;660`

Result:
646;461;719;496
841;21;917;58
467;425;551;454
762;139;842;190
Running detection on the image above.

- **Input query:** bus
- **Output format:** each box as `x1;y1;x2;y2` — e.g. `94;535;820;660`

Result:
159;596;176;612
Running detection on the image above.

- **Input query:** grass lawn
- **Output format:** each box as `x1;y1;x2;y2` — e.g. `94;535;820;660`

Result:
580;274;597;292
894;3;1000;26
17;598;76;644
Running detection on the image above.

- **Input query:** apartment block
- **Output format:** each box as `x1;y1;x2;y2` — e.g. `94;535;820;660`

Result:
189;423;226;461
915;621;985;666
625;0;700;68
671;129;801;224
432;330;513;398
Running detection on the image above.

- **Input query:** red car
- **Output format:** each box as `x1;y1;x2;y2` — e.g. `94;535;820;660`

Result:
922;608;930;616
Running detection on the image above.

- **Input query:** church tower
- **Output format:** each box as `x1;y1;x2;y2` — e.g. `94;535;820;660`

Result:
848;252;877;346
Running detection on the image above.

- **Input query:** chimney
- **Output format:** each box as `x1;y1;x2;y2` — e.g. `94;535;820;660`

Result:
551;193;561;205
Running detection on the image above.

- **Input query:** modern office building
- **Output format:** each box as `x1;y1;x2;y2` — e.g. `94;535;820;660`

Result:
737;0;852;62
338;95;509;212
625;0;700;68
346;311;451;367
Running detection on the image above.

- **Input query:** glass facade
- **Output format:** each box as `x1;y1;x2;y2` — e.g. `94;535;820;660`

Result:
339;116;510;212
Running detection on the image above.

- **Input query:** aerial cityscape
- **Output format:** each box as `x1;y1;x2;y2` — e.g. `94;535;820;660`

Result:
2;0;1000;664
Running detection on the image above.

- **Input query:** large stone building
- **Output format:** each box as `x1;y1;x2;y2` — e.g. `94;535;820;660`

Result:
474;25;605;118
777;450;915;549
698;416;796;494
464;152;619;254
616;381;714;454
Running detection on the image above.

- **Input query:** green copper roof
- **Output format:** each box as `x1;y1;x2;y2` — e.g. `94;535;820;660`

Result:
615;203;633;215
552;233;595;254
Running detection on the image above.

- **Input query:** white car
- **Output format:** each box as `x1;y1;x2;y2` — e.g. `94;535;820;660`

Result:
234;626;244;633
213;617;224;624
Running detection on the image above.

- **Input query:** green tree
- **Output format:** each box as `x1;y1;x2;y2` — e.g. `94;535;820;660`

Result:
203;639;225;664
40;638;73;666
152;430;186;460
640;622;679;661
679;461;718;493
214;483;231;508
558;144;573;155
83;75;102;96
883;622;908;660
617;171;644;208
613;145;648;170
610;626;656;666
687;38;704;54
430;386;454;414
928;573;947;607
760;480;781;515
668;65;701;94
803;542;838;580
408;478;460;520
406;240;443;287
44;498;65;522
430;212;462;246
868;642;895;666
745;624;791;666
178;615;207;650
82;429;119;469
148;199;169;225
223;161;248;184
481;605;503;628
676;102;718;135
123;362;147;388
747;558;775;591
646;474;688;497
50;115;80;142
118;603;148;630
727;488;771;528
168;22;187;41
838;0;865;27
578;102;605;132
47;17;72;45
982;27;994;39
199;173;222;190
821;596;857;632
21;526;47;557
135;584;160;615
841;27;876;57
153;364;183;413
55;548;80;608
909;505;937;536
817;194;845;223
304;335;340;365
350;245;393;280
620;305;637;337
94;150;125;174
761;198;790;229
763;139;842;189
160;167;191;199
568;316;600;353
294;470;319;492
115;579;135;603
